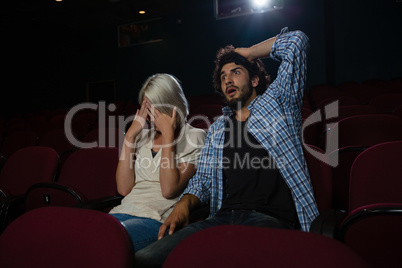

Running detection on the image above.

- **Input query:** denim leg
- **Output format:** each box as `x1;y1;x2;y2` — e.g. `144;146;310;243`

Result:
110;213;163;252
134;215;229;268
233;210;293;229
134;211;292;267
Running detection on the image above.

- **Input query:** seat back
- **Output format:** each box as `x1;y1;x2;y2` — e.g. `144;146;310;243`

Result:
339;204;402;268
0;207;134;268
327;114;402;150
163;225;370;268
189;104;223;123
369;93;402;113
349;141;402;212
315;96;361;110
0;130;38;160
38;128;77;159
337;141;402;267
73;109;99;130
303;117;321;148
0;146;59;233
324;104;379;128
393;103;402;119
24;147;120;212
0;146;59;197
57;147;120;200
329;146;367;210
303;144;332;213
82;127;125;149
27;114;51;140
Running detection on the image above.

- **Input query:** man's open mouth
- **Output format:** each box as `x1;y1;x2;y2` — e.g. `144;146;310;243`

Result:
227;88;237;96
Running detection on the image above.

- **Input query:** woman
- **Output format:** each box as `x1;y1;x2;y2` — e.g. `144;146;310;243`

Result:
109;73;206;252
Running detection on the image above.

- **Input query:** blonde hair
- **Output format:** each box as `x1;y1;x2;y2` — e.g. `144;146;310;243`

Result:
138;73;189;127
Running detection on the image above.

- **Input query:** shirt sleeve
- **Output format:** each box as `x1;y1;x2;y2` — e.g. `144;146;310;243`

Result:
268;27;309;111
180;125;217;204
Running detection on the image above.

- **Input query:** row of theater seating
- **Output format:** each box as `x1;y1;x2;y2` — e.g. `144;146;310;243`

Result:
0;79;401;267
0;146;122;234
309;140;402;268
1;141;400;267
302;77;402;211
302;78;402;267
0;206;371;268
302;79;402;149
0;94;224;163
306;77;402;110
0;93;224;235
304;113;402;210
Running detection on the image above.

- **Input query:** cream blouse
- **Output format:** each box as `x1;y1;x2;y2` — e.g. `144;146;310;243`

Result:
109;123;206;222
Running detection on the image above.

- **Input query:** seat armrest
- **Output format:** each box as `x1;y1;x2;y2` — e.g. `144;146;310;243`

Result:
79;195;123;212
0;188;9;200
310;209;346;238
25;182;86;211
0;195;26;233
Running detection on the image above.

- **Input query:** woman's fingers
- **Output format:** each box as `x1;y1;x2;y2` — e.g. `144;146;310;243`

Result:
144;101;177;134
132;99;149;129
138;100;148;117
147;108;155;122
147;102;160;118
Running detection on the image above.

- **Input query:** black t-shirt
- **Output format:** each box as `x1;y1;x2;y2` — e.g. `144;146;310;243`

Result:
220;116;299;226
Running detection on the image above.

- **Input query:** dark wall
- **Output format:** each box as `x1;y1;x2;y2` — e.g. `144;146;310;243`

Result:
1;0;401;116
332;0;402;84
115;0;327;102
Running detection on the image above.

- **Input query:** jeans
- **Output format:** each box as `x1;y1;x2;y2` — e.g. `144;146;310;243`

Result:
134;210;294;268
110;213;163;252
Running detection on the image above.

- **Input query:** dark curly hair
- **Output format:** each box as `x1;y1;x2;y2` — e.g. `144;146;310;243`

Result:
212;45;271;96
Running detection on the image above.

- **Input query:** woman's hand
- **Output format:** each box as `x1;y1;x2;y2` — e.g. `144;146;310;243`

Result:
147;102;177;140
125;99;148;142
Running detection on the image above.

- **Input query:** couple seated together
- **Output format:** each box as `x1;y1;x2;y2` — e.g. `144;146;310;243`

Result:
108;26;319;267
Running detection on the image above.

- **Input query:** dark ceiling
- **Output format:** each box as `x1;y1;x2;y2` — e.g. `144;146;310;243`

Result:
2;0;183;31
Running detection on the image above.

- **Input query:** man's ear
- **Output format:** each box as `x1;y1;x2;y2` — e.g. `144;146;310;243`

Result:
251;75;259;88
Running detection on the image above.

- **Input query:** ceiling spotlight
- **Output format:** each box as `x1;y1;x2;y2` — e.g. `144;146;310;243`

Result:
139;10;146;14
252;0;269;8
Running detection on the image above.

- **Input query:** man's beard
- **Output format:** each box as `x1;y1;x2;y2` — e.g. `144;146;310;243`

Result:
225;83;253;111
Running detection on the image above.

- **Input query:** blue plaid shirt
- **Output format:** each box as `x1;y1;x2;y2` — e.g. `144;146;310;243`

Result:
182;28;319;231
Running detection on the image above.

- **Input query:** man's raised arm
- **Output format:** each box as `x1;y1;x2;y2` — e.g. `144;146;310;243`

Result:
235;36;277;61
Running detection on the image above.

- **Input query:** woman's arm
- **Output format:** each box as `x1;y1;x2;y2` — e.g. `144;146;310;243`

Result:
147;103;196;199
159;149;197;199
115;100;148;196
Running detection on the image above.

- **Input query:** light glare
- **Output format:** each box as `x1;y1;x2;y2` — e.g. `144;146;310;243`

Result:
252;0;269;8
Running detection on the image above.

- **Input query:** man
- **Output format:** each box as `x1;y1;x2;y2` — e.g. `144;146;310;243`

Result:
135;27;319;267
